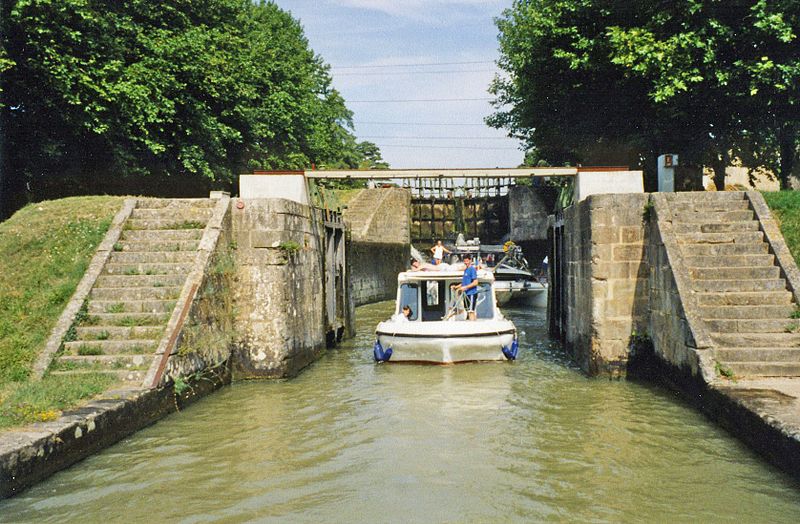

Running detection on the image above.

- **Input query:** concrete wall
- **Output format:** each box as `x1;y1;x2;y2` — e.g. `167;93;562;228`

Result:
231;198;332;378
551;194;650;376
344;188;411;306
574;171;644;202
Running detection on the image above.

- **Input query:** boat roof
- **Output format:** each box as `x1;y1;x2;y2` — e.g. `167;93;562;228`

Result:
398;269;495;283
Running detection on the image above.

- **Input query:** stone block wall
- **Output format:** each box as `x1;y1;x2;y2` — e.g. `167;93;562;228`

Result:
350;241;408;306
556;193;650;376
508;185;551;242
230;198;328;378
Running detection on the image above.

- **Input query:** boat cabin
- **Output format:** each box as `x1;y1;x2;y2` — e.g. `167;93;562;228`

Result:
395;270;497;321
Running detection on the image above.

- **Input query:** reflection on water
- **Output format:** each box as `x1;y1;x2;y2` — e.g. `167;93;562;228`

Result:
3;302;800;522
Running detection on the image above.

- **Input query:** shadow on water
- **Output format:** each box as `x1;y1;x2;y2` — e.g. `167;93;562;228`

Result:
2;301;800;523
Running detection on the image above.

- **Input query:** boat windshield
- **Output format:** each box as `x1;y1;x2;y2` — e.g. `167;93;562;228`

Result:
397;279;495;321
475;283;494;319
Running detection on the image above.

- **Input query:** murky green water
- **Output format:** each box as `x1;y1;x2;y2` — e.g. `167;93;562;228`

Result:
3;302;800;522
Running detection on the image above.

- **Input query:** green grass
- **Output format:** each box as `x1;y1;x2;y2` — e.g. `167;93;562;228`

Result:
105;303;126;313
0;196;124;429
77;344;103;356
333;188;363;206
763;191;800;266
0;373;114;428
170;220;205;230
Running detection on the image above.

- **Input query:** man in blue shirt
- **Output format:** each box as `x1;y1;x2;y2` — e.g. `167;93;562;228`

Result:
455;254;479;320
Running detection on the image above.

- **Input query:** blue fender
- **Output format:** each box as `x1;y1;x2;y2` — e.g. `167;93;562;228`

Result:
373;340;393;362
502;339;519;361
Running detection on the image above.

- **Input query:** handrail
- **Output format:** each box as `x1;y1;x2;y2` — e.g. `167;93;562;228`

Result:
747;191;800;307
149;283;197;389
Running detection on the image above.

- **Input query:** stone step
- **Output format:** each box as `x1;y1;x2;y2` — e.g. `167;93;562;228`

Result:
56;354;152;369
90;286;182;301
116;240;200;252
697;291;793;307
705;318;800;333
86;312;170;326
95;274;187;288
692;279;787;293
690;266;780;280
130;207;213;221
64;339;158;355
699;304;796;319
723;362;800;378
88;299;176;314
673;221;760;235
669;200;752;213
684;254;775;268
48;369;147;384
136;198;216;209
716;347;800;362
125;218;208;231
676;231;764;245
109;251;197;264
103;262;193;276
666;191;747;201
671;210;755;223
120;229;204;242
684;243;769;257
75;326;164;340
711;332;800;348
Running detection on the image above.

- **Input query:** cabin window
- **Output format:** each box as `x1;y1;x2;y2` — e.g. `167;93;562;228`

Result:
475;283;494;319
398;283;418;320
421;280;447;321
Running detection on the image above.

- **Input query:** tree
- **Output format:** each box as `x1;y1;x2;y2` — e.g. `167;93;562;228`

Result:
490;0;800;190
0;0;382;217
355;141;389;170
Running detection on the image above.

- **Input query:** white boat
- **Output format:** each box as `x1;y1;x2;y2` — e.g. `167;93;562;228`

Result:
494;278;548;308
373;269;518;363
451;237;547;308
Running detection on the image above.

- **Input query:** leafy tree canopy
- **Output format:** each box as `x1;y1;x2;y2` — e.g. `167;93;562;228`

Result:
0;0;384;217
490;0;800;189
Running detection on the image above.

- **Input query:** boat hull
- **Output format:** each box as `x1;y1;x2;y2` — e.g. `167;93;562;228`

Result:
494;281;547;308
376;329;515;363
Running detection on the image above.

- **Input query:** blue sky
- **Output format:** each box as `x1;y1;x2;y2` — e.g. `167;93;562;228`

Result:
276;0;524;169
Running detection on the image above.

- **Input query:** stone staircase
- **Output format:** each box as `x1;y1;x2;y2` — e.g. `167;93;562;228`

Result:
667;191;800;377
49;199;216;387
343;187;411;244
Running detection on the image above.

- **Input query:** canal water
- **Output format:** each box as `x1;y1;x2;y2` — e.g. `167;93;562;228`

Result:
3;302;800;522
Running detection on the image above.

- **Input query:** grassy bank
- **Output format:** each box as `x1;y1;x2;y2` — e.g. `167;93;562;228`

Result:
0;196;124;428
763;191;800;265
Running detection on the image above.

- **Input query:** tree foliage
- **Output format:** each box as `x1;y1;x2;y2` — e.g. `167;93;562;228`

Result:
0;0;383;217
490;0;800;189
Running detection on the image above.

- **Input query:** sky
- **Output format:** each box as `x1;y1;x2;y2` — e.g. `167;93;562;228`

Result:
276;0;524;169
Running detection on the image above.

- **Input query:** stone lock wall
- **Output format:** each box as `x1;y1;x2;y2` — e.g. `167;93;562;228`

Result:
349;242;408;306
555;194;650;376
230;198;329;378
